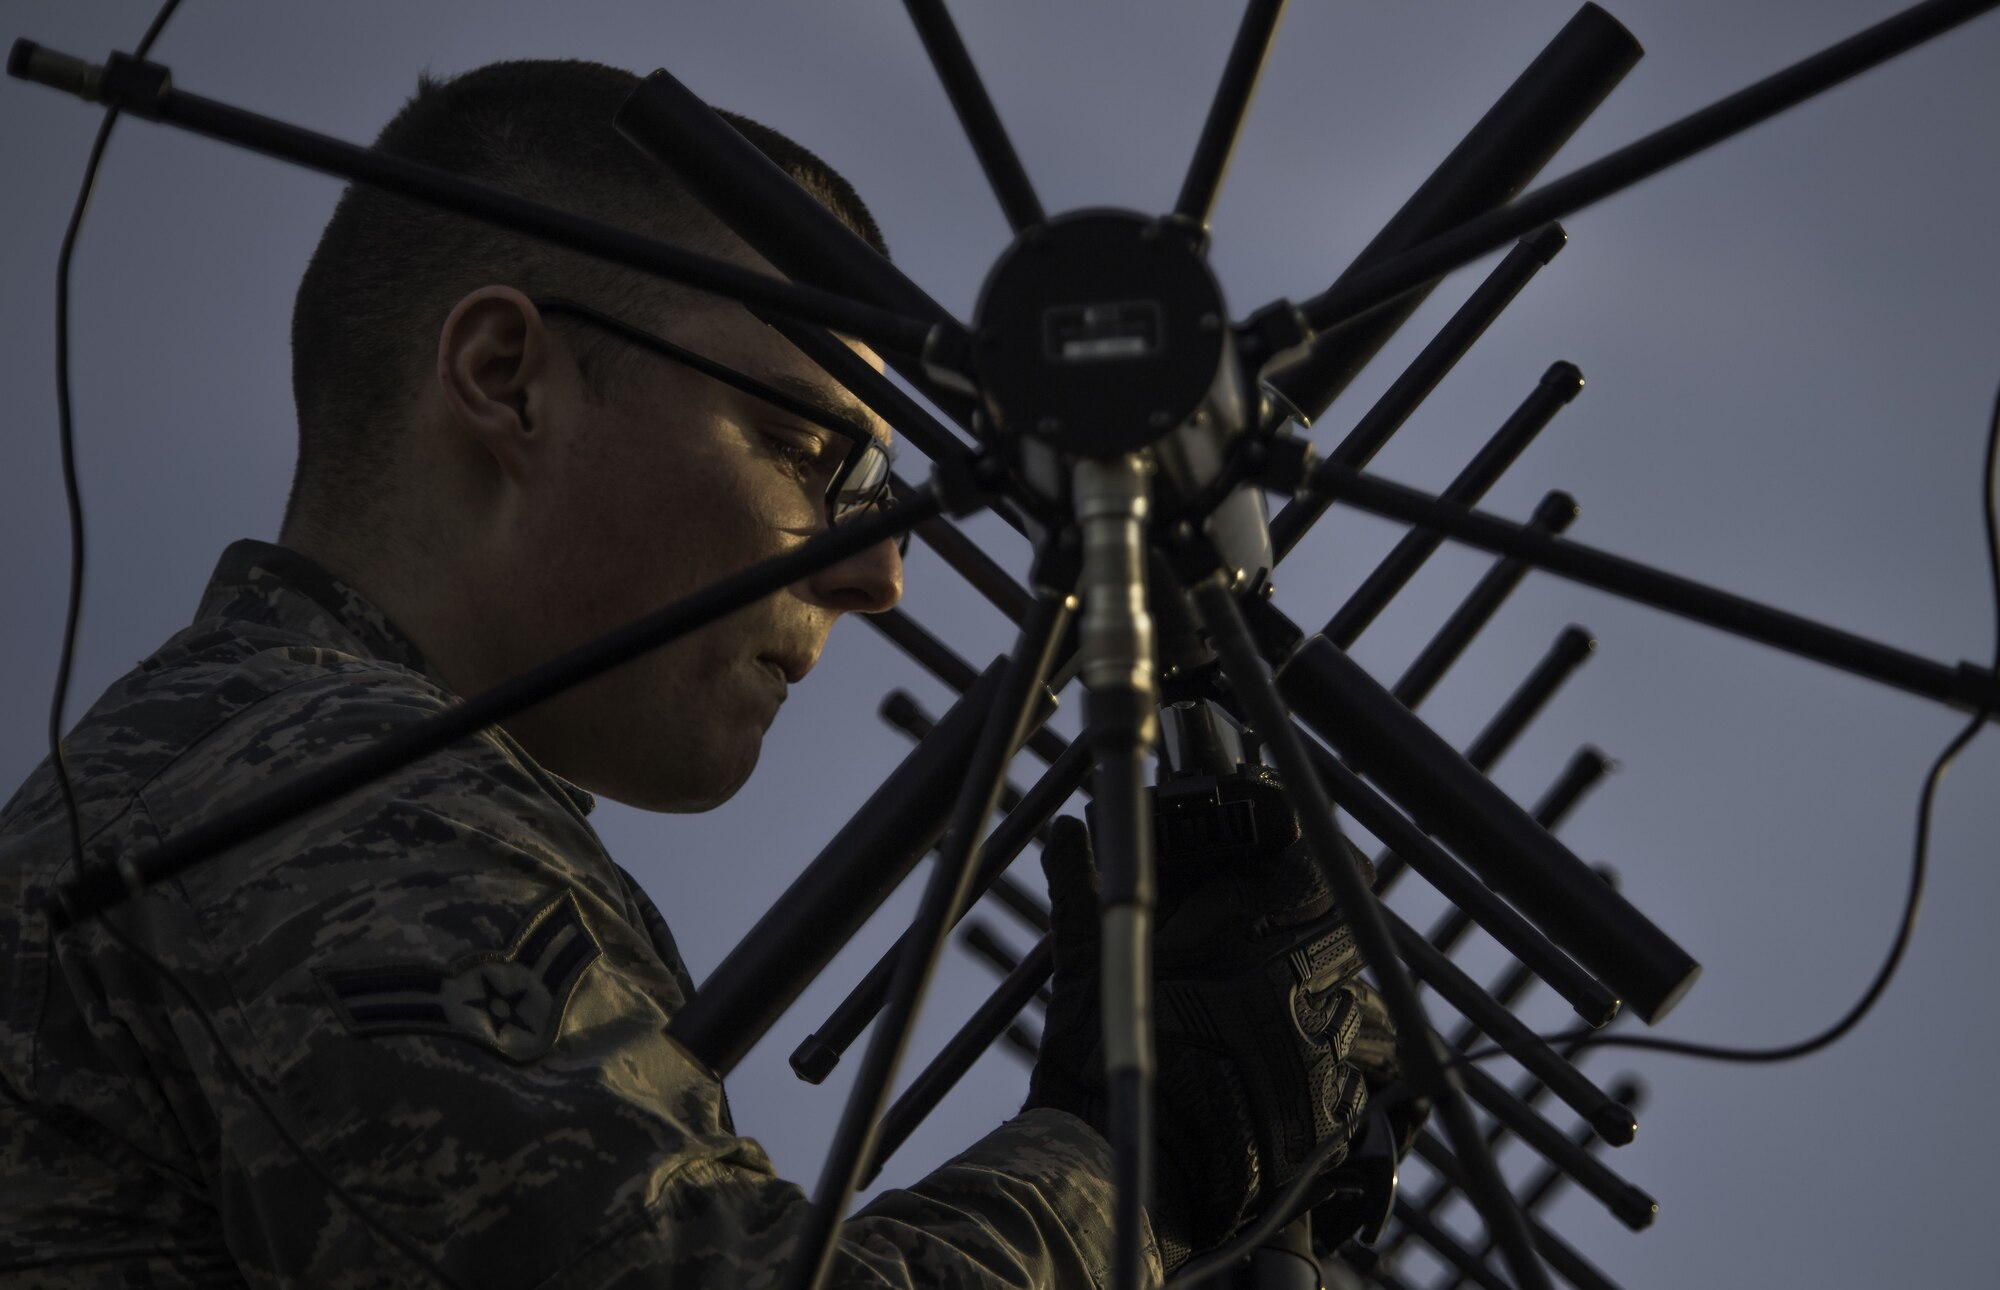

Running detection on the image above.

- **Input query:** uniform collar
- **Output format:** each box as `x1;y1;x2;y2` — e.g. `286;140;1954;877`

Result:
196;539;435;677
192;539;599;817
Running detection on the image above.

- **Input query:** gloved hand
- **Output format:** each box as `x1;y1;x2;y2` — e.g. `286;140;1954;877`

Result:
1338;974;1426;1154
1309;978;1430;1252
1025;814;1378;1266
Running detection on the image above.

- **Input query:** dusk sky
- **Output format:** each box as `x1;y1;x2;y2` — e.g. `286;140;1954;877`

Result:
4;3;1998;1286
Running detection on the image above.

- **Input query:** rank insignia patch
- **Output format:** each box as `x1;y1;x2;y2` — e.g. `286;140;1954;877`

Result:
316;890;602;1062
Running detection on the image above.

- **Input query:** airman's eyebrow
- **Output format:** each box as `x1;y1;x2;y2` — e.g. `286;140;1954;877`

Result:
761;373;890;448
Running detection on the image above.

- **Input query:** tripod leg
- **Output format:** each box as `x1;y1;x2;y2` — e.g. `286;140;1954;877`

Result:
1186;574;1554;1290
780;583;1074;1290
1072;455;1161;1290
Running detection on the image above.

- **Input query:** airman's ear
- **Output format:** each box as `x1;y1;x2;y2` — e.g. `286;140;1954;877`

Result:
436;286;558;482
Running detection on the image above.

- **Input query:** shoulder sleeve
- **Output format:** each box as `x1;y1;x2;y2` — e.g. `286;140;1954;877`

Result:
99;664;1146;1288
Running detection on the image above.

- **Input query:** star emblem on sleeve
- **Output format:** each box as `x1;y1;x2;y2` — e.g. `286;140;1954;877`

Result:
318;890;602;1062
465;972;533;1036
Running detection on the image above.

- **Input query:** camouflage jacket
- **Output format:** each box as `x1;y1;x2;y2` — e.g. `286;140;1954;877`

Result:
0;540;1152;1288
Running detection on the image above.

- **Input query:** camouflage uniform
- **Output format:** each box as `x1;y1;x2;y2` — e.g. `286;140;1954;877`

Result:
0;540;1154;1288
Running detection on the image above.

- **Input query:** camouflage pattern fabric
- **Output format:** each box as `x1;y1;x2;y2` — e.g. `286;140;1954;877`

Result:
0;540;1154;1288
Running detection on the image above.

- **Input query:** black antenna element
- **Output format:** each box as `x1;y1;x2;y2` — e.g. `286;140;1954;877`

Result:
1376;628;1601;896
1263;4;1638;424
1278;630;1700;1022
1322;361;1584;649
671;658;1016;1075
615;65;981;416
903;0;1045;232
781;591;1073;1290
1268;224;1569;558
4;42;953;365
1376;624;1592;896
1391;490;1581;710
789;736;1090;1084
1284;0;2000;341
1313;465;2000;715
1173;0;1288;228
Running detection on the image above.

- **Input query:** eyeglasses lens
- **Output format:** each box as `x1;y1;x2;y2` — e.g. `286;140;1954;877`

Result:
831;441;893;524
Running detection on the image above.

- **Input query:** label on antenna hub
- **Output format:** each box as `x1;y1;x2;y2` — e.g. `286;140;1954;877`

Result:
1043;300;1163;363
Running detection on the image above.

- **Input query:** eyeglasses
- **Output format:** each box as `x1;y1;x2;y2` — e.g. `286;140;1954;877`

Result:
533;297;897;529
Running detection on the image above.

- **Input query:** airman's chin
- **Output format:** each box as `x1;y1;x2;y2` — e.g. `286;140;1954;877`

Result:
616;729;763;815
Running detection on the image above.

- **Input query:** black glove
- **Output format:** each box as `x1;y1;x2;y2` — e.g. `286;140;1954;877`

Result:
1338;977;1428;1158
1309;978;1430;1252
1025;815;1376;1265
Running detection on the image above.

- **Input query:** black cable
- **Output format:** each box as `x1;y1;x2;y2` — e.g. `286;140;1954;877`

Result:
133;3;182;55
1460;378;2000;1070
1160;1130;1350;1290
47;0;184;924
40;7;455;1284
